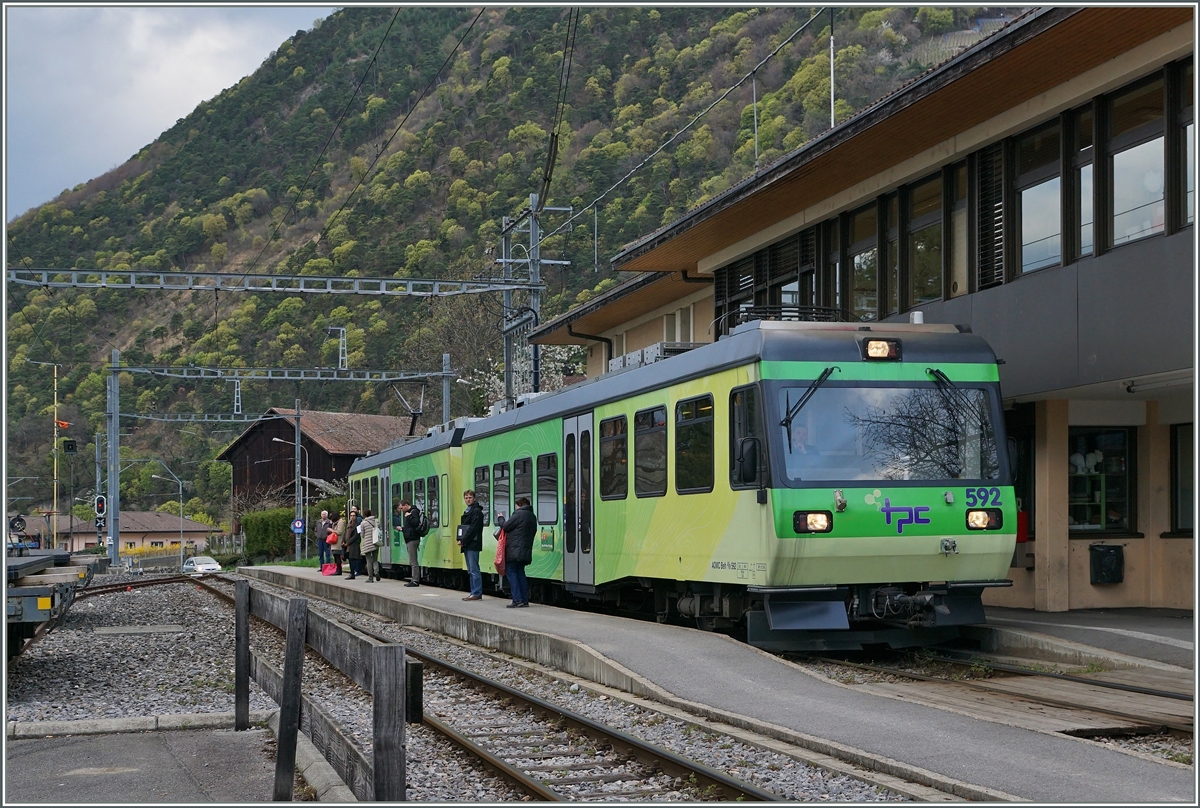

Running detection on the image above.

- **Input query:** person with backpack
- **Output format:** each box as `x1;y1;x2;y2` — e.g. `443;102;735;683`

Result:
496;496;537;608
359;509;381;583
457;489;485;600
399;499;426;587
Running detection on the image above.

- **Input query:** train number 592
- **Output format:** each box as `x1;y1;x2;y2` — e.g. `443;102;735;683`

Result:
964;487;1002;507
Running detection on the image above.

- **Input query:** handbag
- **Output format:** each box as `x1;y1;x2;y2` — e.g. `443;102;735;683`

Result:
320;562;337;576
494;529;507;577
326;531;339;545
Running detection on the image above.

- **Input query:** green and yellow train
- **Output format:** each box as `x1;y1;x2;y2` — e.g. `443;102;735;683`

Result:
348;320;1015;650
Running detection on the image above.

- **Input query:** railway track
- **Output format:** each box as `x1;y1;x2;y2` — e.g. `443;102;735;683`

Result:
346;620;779;802
191;575;780;801
809;654;1193;736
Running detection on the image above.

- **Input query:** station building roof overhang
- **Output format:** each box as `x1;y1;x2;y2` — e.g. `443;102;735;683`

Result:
610;6;1191;275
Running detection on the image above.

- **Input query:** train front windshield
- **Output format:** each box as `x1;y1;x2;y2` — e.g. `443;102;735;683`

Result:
775;384;1002;484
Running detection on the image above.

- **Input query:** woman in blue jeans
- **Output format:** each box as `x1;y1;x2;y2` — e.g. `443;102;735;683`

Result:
497;497;537;608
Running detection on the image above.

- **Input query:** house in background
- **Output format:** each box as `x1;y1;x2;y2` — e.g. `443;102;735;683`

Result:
531;8;1194;613
217;408;411;515
13;512;217;553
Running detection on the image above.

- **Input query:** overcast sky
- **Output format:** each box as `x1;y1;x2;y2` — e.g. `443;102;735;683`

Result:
5;5;337;221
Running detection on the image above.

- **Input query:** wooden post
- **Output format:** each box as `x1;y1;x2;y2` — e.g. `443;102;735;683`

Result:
235;580;250;731
273;597;308;801
372;644;407;801
405;659;423;724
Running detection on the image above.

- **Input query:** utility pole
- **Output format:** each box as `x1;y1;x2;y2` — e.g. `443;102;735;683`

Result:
442;353;451;426
293;399;302;562
501;219;514;408
529;193;542;394
106;350;120;567
52;363;58;551
95;433;104;549
829;7;836;130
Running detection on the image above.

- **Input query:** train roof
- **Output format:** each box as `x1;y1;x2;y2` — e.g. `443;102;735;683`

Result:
349;320;998;472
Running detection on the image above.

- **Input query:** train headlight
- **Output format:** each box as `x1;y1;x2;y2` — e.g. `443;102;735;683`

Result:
863;338;902;360
793;510;833;533
966;509;1003;530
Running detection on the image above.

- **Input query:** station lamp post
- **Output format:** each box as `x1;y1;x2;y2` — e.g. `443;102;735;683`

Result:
152;463;184;570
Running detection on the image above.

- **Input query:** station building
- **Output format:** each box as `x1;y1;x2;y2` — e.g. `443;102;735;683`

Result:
531;7;1195;613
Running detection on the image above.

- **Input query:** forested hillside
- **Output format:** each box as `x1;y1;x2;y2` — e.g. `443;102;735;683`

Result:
6;7;1018;525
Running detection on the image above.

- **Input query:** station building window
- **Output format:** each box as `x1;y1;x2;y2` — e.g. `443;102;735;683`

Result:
473;466;490;526
1073;105;1096;258
1068;427;1135;534
1171;423;1193;534
151;541;164;548
634;406;667;497
1177;60;1194;227
947;163;970;296
883;194;900;315
849;203;878;321
599;415;628;500
1016;122;1062;272
1108;76;1165;247
125;541;136;550
907;174;943;306
537;453;558;524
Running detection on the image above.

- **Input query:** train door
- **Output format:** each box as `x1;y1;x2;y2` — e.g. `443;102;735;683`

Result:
379;469;392;565
562;413;594;587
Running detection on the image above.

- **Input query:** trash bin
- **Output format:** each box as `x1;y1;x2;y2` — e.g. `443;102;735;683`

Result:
1089;543;1124;584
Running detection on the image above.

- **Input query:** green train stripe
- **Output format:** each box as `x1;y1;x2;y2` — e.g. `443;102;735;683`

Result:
760;360;1000;382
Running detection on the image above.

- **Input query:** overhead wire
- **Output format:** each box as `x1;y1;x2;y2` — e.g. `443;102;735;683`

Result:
536;8;579;211
236;7;404;283
309;7;487;253
534;7;828;251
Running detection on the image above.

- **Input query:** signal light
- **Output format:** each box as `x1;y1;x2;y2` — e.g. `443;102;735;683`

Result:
94;495;107;517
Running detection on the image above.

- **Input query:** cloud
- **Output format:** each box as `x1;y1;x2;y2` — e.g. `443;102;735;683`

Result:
5;6;335;220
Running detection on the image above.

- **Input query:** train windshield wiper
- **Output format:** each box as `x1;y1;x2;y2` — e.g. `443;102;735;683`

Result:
781;365;839;452
926;366;978;431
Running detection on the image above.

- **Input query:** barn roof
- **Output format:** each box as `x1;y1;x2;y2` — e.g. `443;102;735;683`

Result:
216;408;410;461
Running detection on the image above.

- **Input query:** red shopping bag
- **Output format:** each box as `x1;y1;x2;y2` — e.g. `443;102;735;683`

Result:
320;562;337;576
494;529;507;577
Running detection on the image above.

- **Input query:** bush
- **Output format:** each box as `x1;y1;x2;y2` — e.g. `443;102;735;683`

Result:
241;507;295;558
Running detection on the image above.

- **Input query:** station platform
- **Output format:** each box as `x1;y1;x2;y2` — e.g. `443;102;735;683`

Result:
245;565;1194;803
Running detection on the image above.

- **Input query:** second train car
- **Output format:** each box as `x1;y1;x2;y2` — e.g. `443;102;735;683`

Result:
348;319;1016;650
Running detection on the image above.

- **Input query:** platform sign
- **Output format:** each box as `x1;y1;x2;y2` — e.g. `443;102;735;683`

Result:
292;518;305;534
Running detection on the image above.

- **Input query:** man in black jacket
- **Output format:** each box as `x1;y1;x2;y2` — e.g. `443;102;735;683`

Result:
399;499;422;587
458;490;485;600
497;497;537;608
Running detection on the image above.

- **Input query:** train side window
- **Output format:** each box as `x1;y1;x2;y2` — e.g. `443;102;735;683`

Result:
402;480;413;508
474;465;490;526
514;457;533;505
599;415;628;500
391;482;402;504
537;453;558;524
730;385;765;488
427;475;440;528
370;477;380;516
676;395;715;494
414;478;426;516
493;462;510;520
634;405;668;497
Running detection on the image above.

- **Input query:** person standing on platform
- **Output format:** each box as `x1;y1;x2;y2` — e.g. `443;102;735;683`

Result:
331;511;347;575
345;510;363;580
359;509;380;582
497;496;536;608
315;510;333;567
399;499;423;587
458;490;484;600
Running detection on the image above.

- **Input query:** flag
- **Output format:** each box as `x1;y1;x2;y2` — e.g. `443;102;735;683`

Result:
55;419;71;429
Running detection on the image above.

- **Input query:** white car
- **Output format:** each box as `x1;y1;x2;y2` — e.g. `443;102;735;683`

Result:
182;556;222;574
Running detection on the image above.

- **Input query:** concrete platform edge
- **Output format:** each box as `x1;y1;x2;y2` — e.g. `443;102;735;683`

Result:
243;569;1025;802
963;625;1192;672
267;709;357;801
7;710;275;739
